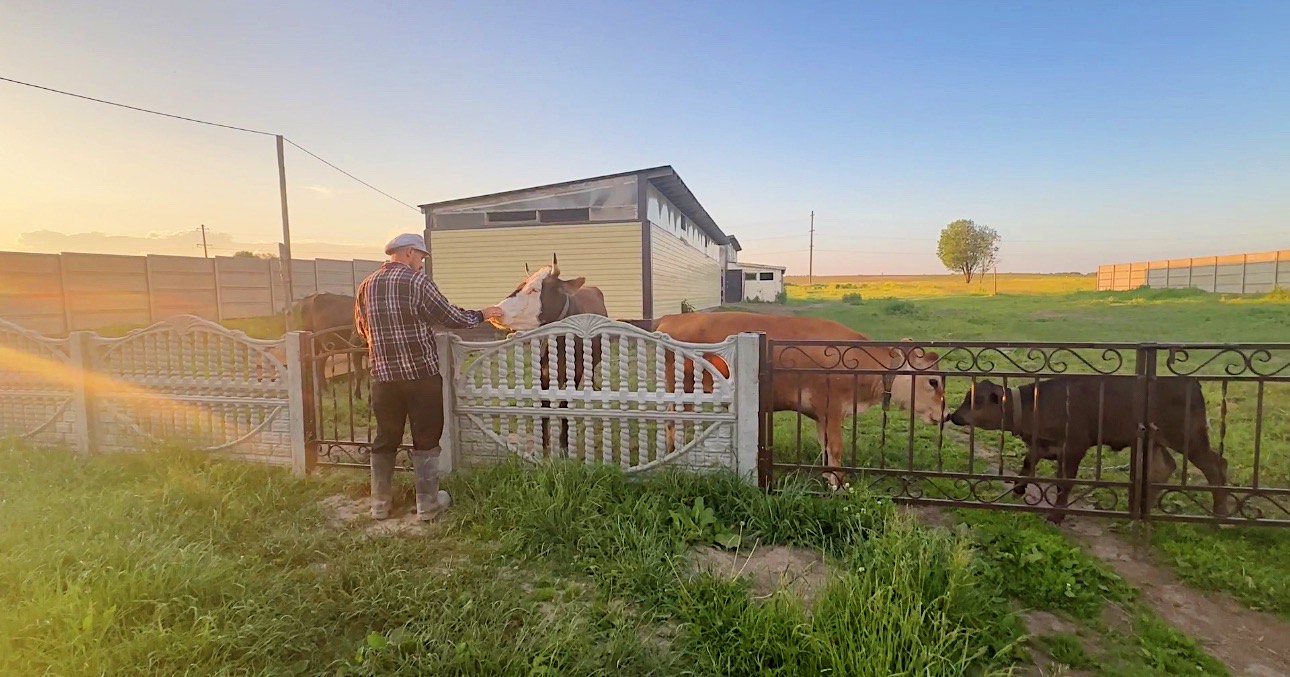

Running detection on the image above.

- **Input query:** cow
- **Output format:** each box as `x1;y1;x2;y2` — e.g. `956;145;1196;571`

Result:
492;255;610;454
652;311;948;488
294;291;366;394
947;377;1230;524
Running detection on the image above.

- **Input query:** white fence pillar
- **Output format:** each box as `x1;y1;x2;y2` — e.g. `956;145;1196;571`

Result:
285;331;314;476
66;330;96;456
436;331;458;475
733;332;762;483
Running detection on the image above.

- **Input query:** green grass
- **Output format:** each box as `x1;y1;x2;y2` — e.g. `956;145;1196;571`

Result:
786;273;1096;299
2;441;1240;675
764;283;1290;620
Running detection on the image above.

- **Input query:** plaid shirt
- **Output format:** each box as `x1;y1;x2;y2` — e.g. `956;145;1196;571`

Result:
355;261;484;381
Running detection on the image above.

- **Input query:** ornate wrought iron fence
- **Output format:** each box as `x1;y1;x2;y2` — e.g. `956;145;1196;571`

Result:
758;339;1290;527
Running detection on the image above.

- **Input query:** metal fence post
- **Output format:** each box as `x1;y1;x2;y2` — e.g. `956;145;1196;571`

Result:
1132;344;1159;540
66;330;96;456
733;332;761;484
436;331;459;475
285;331;315;476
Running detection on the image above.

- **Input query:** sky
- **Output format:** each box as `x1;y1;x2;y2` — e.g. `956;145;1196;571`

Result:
1;1;1286;275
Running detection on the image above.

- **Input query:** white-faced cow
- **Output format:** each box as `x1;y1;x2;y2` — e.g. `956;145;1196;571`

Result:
296;291;367;393
492;255;609;453
653;311;947;488
948;377;1230;524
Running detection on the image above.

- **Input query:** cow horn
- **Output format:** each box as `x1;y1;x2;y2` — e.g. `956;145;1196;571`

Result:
552;252;558;266
525;263;530;274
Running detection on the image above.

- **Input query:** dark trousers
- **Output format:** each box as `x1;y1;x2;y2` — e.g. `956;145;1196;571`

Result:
370;375;445;456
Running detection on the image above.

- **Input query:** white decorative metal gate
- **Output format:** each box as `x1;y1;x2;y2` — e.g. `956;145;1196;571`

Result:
0;318;78;448
440;315;760;478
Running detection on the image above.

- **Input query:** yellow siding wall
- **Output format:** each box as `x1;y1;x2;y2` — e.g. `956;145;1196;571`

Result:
430;223;643;319
650;224;721;315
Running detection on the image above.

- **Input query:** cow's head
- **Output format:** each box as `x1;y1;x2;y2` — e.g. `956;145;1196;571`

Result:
887;341;947;424
492;255;586;332
947;379;1009;430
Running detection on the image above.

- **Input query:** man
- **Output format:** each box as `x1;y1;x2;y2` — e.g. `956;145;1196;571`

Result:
354;233;503;521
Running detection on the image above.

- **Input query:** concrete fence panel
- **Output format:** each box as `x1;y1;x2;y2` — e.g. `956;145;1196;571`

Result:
61;253;151;330
314;259;356;296
215;256;275;319
1098;248;1289;293
0;252;67;335
147;255;219;321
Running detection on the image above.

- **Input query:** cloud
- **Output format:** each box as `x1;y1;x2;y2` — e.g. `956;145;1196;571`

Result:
305;185;334;196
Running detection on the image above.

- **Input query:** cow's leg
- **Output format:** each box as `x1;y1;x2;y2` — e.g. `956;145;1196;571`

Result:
1145;444;1177;513
1047;442;1088;525
819;409;846;490
1012;443;1049;497
1177;427;1231;517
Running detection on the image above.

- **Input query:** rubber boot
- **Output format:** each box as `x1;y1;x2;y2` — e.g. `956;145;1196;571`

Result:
410;447;451;521
369;451;397;519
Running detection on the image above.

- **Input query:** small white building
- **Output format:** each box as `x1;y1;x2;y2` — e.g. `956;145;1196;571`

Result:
725;262;787;302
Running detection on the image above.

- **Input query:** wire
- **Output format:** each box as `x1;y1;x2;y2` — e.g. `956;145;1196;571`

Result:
1;75;420;212
283;138;419;212
0;75;276;136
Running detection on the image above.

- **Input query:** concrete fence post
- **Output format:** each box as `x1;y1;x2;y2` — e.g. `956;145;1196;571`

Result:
436;332;459;475
66;331;96;456
285;331;315;476
733;331;762;484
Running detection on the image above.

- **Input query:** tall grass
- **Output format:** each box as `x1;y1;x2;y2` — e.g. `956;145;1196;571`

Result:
453;460;1027;675
0;446;674;675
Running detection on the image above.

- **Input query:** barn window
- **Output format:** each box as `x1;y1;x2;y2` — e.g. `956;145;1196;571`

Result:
538;208;590;223
744;272;757;281
486;210;537;223
759;272;775;281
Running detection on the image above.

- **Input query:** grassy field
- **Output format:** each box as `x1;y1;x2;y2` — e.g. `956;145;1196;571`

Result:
0;444;1230;675
759;280;1290;620
784;273;1096;299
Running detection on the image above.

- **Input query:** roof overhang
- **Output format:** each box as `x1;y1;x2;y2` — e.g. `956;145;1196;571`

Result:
419;165;730;245
730;261;787;271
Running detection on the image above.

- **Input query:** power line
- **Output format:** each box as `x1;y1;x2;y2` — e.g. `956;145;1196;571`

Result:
1;75;419;213
283;138;418;211
0;75;276;136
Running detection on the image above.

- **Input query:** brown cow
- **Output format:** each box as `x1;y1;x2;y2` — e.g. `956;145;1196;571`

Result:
653;311;947;488
295;291;367;394
947;377;1230;523
492;257;610;453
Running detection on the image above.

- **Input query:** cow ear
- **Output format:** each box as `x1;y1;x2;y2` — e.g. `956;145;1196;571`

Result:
563;276;586;293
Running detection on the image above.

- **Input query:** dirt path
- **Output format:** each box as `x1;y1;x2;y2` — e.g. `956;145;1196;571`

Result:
930;428;1290;676
1064;518;1290;677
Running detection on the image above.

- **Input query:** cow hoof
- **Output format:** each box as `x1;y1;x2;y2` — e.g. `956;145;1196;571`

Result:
1046;512;1067;526
1011;483;1027;497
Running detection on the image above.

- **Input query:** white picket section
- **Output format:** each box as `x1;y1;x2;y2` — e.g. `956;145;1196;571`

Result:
440;314;759;479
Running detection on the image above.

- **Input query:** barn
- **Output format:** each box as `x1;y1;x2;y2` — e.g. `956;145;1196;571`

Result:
419;166;741;321
725;262;787;303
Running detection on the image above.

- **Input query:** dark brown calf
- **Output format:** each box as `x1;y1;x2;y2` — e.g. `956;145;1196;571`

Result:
948;376;1230;523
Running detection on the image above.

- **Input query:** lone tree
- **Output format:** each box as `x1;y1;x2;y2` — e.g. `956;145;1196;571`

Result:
936;219;1000;283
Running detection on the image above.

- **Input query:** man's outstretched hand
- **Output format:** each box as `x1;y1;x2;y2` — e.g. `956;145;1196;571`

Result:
482;306;503;321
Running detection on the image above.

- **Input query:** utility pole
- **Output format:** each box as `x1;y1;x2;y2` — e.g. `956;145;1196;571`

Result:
808;210;815;285
993;265;999;296
198;224;210;258
276;135;295;330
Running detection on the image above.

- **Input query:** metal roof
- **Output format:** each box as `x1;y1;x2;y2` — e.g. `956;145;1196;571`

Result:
418;165;731;245
730;261;787;271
